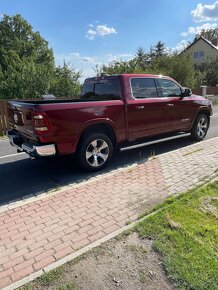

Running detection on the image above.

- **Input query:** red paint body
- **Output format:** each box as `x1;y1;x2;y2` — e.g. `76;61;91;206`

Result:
7;74;212;155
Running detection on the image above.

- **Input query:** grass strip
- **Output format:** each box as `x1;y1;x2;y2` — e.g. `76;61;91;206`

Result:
136;181;218;290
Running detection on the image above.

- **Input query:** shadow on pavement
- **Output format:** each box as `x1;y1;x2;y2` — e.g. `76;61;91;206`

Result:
0;137;194;205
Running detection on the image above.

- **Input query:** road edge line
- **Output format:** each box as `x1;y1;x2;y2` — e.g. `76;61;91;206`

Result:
0;153;25;159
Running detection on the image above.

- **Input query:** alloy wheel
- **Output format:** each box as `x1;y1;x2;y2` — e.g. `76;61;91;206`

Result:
197;117;208;138
85;139;109;167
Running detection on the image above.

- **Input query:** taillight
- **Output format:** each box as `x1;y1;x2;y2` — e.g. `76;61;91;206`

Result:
33;112;52;134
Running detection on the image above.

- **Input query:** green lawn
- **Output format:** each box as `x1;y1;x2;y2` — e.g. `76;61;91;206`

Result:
136;181;218;290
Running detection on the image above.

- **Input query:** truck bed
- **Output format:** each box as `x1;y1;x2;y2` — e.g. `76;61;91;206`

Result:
8;98;105;105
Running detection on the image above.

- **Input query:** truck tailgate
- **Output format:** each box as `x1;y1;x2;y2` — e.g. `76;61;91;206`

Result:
8;101;37;140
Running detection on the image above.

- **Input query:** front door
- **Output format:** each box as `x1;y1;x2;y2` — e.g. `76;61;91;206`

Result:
155;78;194;131
127;77;172;141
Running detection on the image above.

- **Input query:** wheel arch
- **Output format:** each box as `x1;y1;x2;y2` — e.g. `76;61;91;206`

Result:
190;109;211;141
75;121;117;152
191;108;211;128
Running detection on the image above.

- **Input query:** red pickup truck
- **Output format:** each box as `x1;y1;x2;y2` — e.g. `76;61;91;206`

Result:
7;74;212;171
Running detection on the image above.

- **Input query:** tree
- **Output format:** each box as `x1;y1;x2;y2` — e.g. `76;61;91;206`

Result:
0;14;54;99
205;57;218;86
94;59;136;75
134;47;147;69
95;48;196;88
197;57;218;86
149;41;166;59
166;54;196;88
49;63;81;98
194;28;218;42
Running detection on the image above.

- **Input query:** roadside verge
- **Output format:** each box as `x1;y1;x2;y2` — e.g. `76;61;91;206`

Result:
0;137;218;289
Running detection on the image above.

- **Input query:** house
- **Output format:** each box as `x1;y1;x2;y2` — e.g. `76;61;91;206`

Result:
181;36;218;65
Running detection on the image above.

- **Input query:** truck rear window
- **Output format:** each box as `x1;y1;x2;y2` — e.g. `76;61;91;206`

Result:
81;79;121;101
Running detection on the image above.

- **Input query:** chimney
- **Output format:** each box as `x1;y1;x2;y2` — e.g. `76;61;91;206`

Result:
211;38;218;47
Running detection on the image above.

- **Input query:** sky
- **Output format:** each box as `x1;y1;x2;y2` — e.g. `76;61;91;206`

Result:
0;0;218;81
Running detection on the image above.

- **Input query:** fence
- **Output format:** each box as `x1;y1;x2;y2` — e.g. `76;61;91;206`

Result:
0;100;9;136
192;86;218;96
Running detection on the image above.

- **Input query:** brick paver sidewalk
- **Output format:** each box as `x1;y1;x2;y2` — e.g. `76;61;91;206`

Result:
1;137;218;289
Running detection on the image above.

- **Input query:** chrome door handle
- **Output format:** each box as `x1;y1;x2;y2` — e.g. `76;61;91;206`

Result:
167;103;174;107
136;105;144;110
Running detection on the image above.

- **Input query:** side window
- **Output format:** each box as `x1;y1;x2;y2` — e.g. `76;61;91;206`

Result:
156;79;182;97
81;81;94;98
131;78;157;99
94;80;121;100
81;79;121;101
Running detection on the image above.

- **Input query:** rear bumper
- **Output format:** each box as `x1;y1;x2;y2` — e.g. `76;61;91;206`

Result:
7;130;56;158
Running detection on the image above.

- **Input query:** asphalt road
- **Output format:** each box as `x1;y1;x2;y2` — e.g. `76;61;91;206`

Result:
0;106;218;205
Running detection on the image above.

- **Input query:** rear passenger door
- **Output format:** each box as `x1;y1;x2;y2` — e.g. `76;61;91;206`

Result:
127;77;172;140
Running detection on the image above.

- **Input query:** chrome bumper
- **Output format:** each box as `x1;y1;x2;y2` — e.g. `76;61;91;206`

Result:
7;130;56;157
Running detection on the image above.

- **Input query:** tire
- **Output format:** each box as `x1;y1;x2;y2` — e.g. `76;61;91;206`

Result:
190;113;209;141
76;132;113;171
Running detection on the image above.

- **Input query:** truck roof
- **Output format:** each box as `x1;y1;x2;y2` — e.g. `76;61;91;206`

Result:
85;73;170;81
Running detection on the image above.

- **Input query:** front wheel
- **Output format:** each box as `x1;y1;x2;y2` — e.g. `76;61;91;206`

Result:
190;113;209;141
77;133;113;171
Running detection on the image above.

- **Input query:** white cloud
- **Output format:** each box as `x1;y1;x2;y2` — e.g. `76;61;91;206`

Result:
86;24;117;40
104;53;133;62
191;1;218;22
55;52;133;82
166;40;189;54
96;25;117;36
69;52;80;57
180;22;217;37
82;57;94;63
173;40;189;51
66;53;95;63
105;54;119;62
86;29;96;40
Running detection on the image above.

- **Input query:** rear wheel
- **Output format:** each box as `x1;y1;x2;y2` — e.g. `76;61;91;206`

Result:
191;113;209;141
77;132;113;171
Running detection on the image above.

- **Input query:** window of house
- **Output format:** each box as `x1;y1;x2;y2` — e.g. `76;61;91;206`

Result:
130;78;158;99
193;51;204;59
155;79;182;97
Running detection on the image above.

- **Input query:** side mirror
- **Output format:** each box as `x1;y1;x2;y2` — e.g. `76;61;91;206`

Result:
182;88;192;97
